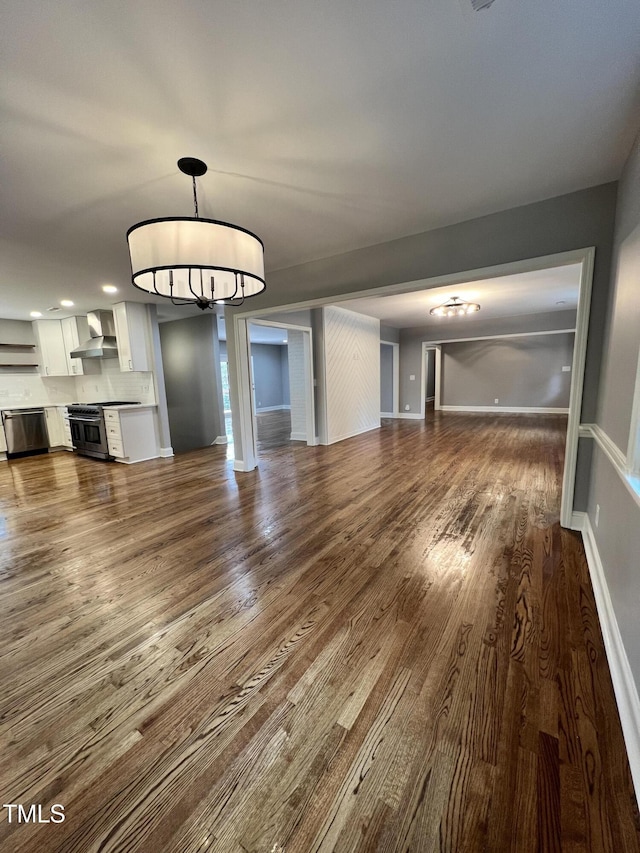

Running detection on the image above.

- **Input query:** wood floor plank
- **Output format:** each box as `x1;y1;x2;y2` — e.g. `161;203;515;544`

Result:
0;412;637;852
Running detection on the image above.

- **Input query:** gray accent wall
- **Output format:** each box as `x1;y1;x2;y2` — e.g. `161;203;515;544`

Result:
440;333;574;409
400;310;577;414
227;183;616;463
251;343;289;410
159;314;225;453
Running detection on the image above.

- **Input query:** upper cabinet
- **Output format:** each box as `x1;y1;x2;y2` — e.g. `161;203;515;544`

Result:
33;317;96;377
113;302;150;372
61;316;91;375
33;320;69;377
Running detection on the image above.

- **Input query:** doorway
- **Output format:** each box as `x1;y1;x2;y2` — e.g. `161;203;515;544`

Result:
247;319;316;458
230;247;594;527
423;346;440;418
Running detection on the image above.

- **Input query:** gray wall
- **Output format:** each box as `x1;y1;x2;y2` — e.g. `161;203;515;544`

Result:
159;314;225;453
251;343;289;410
440;333;574;408
400;310;577;414
381;324;400;344
587;131;640;692
227;183;616;463
0;319;35;345
380;344;394;413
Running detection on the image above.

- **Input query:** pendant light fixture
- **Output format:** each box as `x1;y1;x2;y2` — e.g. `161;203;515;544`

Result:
430;296;480;317
126;158;265;309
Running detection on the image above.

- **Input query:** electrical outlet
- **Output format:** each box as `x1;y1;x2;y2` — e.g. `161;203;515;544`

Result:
404;404;410;411
409;374;415;381
494;398;499;404
595;504;600;527
562;365;571;372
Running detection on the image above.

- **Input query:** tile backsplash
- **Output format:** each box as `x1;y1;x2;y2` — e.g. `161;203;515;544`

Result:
75;360;156;405
0;361;156;408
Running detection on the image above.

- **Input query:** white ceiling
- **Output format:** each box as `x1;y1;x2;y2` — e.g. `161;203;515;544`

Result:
1;1;639;322
339;263;581;327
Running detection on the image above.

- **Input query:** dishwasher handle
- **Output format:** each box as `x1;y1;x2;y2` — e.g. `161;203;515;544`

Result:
3;409;46;417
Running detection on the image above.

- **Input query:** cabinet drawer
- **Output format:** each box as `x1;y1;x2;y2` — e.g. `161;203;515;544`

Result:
106;423;123;442
108;438;124;458
104;410;120;423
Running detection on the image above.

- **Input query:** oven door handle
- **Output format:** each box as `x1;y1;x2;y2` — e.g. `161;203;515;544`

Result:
69;416;103;424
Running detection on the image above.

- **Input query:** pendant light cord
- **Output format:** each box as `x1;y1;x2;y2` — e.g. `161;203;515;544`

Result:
192;175;199;219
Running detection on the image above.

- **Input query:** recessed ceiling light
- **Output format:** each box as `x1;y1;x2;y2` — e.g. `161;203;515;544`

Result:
30;311;42;318
102;284;118;294
60;299;74;307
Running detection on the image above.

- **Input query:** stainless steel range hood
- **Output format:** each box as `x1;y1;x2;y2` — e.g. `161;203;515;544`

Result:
70;310;119;359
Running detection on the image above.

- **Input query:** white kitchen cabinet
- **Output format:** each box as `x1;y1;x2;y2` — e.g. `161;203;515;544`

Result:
104;406;159;463
61;316;92;376
33;320;69;377
113;302;150;372
60;407;74;449
44;406;65;447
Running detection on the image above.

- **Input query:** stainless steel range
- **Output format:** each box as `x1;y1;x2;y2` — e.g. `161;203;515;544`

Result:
67;401;138;460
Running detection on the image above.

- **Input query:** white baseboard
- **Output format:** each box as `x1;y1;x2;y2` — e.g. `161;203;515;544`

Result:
440;405;569;414
212;435;228;445
396;412;423;420
380;411;395;418
289;431;307;442
571;511;640;800
233;459;255;472
159;447;174;458
256;405;291;413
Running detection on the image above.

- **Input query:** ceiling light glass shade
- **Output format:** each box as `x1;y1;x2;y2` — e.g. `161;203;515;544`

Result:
430;296;480;317
127;217;265;305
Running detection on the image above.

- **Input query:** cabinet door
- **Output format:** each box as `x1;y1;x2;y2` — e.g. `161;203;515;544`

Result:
34;321;70;376
113;302;150;372
60;408;74;448
61;317;86;375
44;407;64;446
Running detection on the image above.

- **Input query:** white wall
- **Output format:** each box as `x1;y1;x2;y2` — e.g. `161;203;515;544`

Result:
322;306;380;444
287;331;307;441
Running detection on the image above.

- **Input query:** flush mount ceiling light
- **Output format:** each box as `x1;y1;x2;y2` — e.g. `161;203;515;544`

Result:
126;158;265;310
430;296;481;317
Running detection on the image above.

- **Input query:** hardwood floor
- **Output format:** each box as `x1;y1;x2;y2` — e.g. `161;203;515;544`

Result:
256;409;293;452
0;413;637;852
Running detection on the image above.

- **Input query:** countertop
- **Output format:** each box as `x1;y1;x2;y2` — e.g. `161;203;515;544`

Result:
102;404;156;411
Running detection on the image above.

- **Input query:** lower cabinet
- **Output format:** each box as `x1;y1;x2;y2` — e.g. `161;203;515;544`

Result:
104;407;159;464
44;407;65;448
61;408;73;449
44;406;74;450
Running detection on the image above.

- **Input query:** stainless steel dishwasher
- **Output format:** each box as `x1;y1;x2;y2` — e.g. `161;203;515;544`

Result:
2;408;50;457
